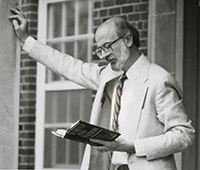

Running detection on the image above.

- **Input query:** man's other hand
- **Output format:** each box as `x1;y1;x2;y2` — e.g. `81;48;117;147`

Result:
90;137;135;153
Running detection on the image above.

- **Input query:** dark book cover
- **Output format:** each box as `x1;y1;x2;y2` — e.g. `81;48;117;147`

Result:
51;120;120;146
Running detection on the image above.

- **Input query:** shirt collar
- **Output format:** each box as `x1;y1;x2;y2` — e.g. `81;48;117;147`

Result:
126;53;146;80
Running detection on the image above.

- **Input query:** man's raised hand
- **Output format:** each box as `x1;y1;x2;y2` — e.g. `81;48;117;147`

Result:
9;7;29;42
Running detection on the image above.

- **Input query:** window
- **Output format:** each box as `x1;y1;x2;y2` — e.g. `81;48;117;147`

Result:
36;0;93;169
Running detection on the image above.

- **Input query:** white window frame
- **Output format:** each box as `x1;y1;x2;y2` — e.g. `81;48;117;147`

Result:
35;0;93;169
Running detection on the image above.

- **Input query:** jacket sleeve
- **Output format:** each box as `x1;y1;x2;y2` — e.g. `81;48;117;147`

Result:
23;36;104;91
134;73;195;160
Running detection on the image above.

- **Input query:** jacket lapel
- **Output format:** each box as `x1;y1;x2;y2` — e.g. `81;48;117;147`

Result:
131;58;151;138
89;64;122;125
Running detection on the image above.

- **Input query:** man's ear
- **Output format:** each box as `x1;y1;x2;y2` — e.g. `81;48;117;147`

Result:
123;35;133;47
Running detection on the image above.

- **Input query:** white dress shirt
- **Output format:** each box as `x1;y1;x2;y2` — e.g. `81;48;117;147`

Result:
111;54;146;168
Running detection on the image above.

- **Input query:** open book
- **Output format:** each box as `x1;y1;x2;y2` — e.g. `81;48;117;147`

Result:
51;120;120;146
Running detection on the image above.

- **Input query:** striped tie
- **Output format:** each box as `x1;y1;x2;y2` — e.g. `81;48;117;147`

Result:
107;73;127;170
112;73;127;131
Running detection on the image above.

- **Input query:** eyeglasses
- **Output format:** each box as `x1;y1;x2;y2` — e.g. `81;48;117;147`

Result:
95;37;123;59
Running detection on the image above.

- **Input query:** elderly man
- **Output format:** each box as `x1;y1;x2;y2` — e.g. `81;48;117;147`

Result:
10;7;195;170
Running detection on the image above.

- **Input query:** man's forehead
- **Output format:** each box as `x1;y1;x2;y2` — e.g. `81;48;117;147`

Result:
95;23;117;46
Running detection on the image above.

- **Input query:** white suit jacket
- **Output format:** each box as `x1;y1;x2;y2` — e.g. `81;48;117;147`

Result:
23;37;195;170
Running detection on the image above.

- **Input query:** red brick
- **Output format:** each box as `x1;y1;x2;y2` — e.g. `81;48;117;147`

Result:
24;124;35;130
24;61;36;67
20;60;37;68
116;0;128;5
18;164;34;170
103;0;114;7
20;68;36;75
24;108;36;114
122;6;133;13
137;21;143;29
18;156;34;164
93;11;98;18
94;1;101;8
19;140;35;147
128;0;140;2
19;148;35;155
19;131;35;138
24;76;36;82
19;115;35;122
23;140;35;147
94;19;102;26
135;3;148;12
20;92;36;100
19;125;23;131
26;13;38;20
100;9;108;17
129;13;140;21
20;100;36;107
21;53;29;60
109;7;121;15
143;21;148;29
22;5;38;12
141;30;148;38
141;12;148;20
22;0;38;4
140;39;147;47
28;21;38;29
120;15;128;20
29;29;38;37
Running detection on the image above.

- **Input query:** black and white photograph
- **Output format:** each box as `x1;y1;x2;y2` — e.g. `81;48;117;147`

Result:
0;0;199;170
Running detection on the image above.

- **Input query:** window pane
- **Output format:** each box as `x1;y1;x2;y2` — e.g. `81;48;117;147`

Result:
64;41;74;56
68;139;79;164
46;69;62;83
45;90;92;124
44;89;92;168
64;1;75;36
56;133;66;164
77;40;88;62
44;128;84;168
78;0;89;34
47;43;62;51
44;128;53;167
47;3;62;38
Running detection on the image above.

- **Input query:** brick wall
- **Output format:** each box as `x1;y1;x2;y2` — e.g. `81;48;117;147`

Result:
93;0;148;62
18;0;38;169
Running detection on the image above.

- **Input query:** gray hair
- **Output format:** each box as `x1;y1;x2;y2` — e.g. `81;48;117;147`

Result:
114;17;140;48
